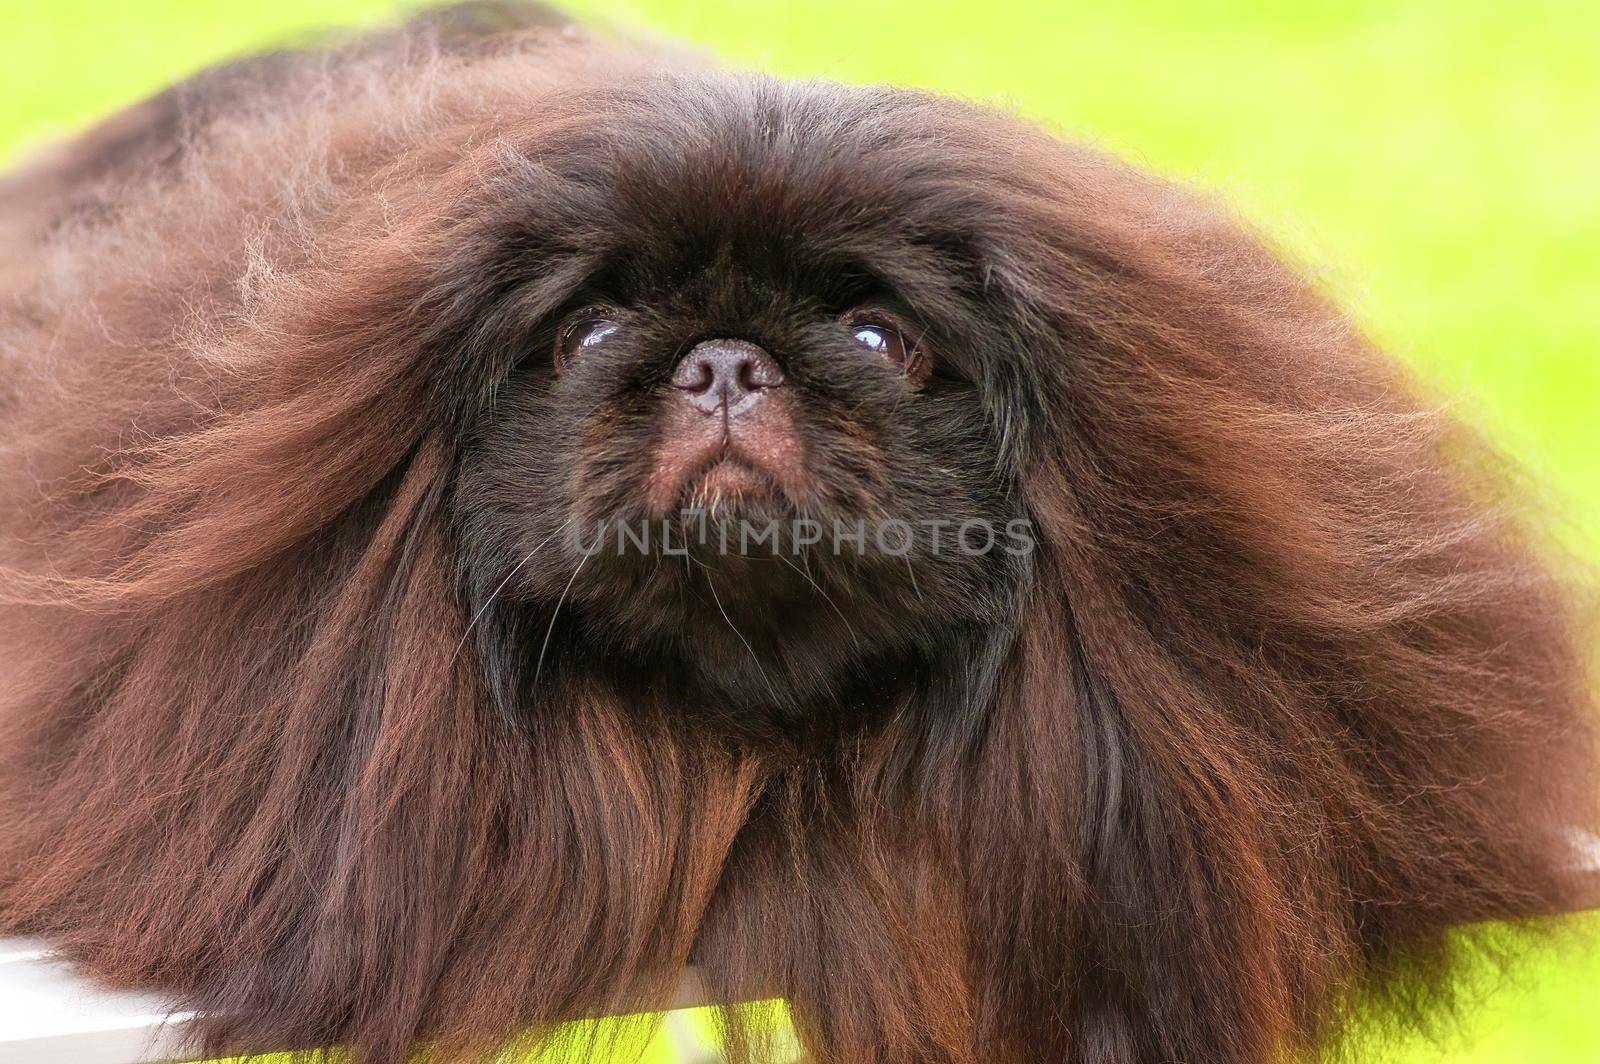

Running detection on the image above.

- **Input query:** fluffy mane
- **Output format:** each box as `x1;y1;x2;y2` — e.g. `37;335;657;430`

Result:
0;6;1594;1063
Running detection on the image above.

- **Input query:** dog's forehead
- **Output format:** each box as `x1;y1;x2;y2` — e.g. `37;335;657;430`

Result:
536;78;991;301
583;78;960;238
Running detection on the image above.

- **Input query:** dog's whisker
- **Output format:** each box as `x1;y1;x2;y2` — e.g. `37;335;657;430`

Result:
532;545;591;692
701;560;775;694
775;550;861;653
452;519;570;662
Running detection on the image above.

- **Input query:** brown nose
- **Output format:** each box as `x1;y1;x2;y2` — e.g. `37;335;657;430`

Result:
670;339;784;417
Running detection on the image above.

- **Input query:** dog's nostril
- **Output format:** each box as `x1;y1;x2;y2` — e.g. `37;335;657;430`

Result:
670;340;783;413
685;361;715;394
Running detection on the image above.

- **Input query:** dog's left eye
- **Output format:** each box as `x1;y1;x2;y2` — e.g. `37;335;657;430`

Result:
844;312;930;385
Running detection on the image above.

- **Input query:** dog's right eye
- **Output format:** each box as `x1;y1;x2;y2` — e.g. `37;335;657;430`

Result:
554;314;619;374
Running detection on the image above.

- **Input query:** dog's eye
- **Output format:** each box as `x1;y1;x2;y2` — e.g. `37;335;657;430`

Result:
554;314;619;374
844;312;930;385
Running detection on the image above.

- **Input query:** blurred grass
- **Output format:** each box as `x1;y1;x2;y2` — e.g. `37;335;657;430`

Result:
2;1;1597;1061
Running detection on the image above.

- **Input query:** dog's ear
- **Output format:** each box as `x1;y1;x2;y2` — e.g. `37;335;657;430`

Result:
0;268;764;1061
947;140;1600;1061
0;52;761;1061
2;426;764;1061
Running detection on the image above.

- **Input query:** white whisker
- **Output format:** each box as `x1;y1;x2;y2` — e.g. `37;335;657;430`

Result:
533;545;592;691
703;562;773;692
452;519;571;662
776;551;861;652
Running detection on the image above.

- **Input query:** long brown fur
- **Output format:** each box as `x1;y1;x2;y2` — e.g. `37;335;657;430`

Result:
0;5;1595;1063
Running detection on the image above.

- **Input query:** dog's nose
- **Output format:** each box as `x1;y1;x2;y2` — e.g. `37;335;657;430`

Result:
670;339;784;417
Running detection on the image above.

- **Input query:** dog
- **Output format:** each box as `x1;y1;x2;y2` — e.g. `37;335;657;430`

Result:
1;5;1594;1062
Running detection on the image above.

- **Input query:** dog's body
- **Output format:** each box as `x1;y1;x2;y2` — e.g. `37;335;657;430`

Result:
0;6;1594;1063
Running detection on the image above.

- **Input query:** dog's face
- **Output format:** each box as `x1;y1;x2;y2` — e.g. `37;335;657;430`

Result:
454;81;1037;719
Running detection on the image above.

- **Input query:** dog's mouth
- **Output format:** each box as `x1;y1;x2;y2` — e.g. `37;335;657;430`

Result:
674;454;782;514
643;396;808;517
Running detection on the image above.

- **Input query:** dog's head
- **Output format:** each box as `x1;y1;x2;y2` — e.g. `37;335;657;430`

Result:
450;78;1054;720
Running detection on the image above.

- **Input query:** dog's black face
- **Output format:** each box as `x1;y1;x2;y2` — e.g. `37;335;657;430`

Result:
453;81;1036;725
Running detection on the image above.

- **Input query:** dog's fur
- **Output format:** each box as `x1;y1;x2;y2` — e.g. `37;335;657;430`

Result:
0;5;1594;1063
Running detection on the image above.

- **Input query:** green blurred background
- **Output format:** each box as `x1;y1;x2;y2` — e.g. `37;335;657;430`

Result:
2;1;1596;1061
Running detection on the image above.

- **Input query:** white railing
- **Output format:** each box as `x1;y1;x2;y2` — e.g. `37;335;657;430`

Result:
0;948;716;1064
3;835;1597;1063
0;938;195;1064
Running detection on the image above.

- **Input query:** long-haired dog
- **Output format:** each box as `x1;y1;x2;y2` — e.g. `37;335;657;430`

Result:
0;5;1595;1063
